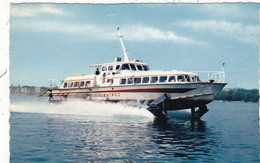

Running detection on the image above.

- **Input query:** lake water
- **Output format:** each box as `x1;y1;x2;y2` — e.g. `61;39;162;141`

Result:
10;96;259;162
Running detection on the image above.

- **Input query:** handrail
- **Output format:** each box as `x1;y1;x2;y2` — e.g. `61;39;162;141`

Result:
192;71;225;83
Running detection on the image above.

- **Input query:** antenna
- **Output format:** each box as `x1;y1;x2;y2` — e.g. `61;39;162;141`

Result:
117;27;129;62
222;62;225;82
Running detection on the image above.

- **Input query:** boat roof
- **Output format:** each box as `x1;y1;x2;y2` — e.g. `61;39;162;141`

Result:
65;74;95;81
117;70;197;77
90;61;148;68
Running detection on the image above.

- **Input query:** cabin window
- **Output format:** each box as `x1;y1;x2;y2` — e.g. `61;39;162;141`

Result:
134;77;141;84
122;64;130;70
120;79;126;85
74;82;79;87
80;81;85;87
102;66;107;71
177;75;184;82
69;82;73;88
151;77;158;83
137;65;143;71
168;76;176;82
143;65;149;71
63;82;68;88
108;66;113;71
142;77;149;83
159;76;167;83
184;75;191;82
127;78;134;84
191;76;197;82
197;76;201;82
85;81;91;87
130;64;136;71
116;65;121;70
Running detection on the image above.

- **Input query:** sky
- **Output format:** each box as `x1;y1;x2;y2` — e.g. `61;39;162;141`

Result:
10;3;259;89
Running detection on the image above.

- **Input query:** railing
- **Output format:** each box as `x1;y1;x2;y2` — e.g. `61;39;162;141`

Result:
192;71;225;83
48;79;60;89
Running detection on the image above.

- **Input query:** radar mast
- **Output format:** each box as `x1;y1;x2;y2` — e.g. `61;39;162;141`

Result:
117;27;129;62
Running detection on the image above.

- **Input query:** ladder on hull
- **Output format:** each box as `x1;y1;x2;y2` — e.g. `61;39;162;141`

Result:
147;94;209;120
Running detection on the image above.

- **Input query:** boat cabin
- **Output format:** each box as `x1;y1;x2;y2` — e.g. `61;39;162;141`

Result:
90;57;150;75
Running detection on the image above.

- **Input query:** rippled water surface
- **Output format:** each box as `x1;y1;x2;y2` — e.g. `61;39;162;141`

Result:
10;96;259;162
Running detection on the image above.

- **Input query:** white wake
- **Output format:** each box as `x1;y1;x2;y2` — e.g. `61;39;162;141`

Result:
10;99;154;119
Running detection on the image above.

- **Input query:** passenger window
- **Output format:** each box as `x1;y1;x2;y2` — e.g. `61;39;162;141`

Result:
80;81;85;87
192;76;197;82
143;65;149;71
151;77;158;83
137;65;143;71
85;81;90;87
120;79;126;84
184;75;191;82
74;82;79;87
108;66;113;71
69;82;73;88
102;66;107;71
197;76;201;82
159;76;167;83
177;76;184;82
142;77;149;83
168;76;176;82
127;78;134;84
134;78;141;84
63;82;67;88
130;64;136;71
116;65;121;70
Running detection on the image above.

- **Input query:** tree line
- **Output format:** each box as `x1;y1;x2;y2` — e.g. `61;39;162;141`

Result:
214;89;259;103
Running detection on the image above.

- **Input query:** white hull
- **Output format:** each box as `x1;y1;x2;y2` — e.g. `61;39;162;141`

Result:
49;82;225;110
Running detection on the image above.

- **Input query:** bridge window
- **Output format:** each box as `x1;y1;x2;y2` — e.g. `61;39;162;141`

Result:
130;64;136;71
168;76;176;82
177;75;184;82
63;82;68;88
122;64;130;70
69;82;73;88
137;65;143;71
151;76;158;83
120;79;126;84
80;81;85;87
116;65;121;70
159;76;167;83
108;66;113;71
142;77;149;83
134;77;141;84
143;65;149;71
